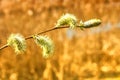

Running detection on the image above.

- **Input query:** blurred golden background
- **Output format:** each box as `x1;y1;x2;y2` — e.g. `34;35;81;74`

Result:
0;0;120;80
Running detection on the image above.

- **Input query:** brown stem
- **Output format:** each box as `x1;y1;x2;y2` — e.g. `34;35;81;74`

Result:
0;44;8;50
0;26;69;50
25;26;69;40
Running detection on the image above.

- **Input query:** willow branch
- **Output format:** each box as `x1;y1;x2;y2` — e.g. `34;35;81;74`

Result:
0;44;8;50
25;26;69;40
0;26;69;50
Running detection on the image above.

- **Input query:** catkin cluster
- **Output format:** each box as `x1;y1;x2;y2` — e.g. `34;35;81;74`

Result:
1;13;101;58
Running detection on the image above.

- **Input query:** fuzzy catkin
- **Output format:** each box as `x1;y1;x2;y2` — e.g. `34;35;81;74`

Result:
55;13;77;29
33;35;54;58
7;33;26;54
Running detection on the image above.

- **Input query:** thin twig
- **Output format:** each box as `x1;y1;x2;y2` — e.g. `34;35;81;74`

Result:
25;26;69;40
0;44;8;50
0;26;69;50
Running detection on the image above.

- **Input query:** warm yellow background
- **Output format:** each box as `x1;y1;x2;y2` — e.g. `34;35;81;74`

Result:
0;0;120;80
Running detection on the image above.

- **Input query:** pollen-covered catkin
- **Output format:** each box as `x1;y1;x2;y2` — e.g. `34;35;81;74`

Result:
7;33;26;54
33;35;54;58
55;13;77;29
